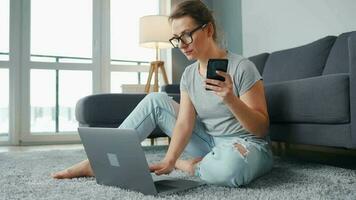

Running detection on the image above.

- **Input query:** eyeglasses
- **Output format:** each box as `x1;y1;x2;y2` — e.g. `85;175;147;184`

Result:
169;24;207;48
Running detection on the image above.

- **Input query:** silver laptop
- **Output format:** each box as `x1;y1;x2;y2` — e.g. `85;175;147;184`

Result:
78;127;205;196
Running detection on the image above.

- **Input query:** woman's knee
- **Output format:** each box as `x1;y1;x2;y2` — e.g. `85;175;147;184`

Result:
146;92;168;99
197;161;246;187
144;92;171;105
196;142;273;187
195;147;248;187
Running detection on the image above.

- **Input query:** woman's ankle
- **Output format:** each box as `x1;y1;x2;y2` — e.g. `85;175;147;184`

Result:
174;158;202;176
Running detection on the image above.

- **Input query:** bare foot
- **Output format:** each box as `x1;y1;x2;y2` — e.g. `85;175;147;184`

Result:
51;159;94;179
175;157;203;176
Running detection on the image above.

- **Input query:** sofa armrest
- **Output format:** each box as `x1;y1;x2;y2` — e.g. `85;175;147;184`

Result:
348;32;356;148
248;53;269;76
161;84;180;94
75;92;180;127
75;93;147;127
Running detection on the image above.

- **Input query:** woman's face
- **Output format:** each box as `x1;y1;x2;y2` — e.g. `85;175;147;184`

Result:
171;16;208;60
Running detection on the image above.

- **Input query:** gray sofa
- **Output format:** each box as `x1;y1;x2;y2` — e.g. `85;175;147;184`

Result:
76;31;356;149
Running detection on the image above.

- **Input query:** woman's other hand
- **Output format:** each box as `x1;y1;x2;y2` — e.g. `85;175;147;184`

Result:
149;159;175;175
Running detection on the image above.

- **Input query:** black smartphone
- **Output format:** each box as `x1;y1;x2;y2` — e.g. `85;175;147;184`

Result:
206;58;228;90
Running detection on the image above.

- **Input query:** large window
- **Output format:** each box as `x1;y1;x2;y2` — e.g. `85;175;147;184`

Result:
110;0;159;92
29;0;93;134
31;0;92;63
0;0;9;142
110;0;158;63
2;0;170;145
30;69;56;132
30;69;92;133
58;70;92;131
0;0;9;61
0;69;9;141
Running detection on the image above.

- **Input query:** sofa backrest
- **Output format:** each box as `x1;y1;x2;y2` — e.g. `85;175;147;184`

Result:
262;36;336;84
248;53;269;76
322;31;355;75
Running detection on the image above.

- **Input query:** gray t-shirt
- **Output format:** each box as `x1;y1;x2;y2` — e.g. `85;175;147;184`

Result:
180;52;262;138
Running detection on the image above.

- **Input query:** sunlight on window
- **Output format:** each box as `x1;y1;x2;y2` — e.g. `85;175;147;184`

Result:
0;0;9;61
59;70;92;132
111;71;157;93
30;69;92;133
111;72;139;93
31;0;92;62
111;0;159;63
0;69;9;138
30;69;56;133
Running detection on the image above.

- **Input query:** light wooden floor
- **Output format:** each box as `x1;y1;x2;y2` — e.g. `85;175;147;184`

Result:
0;144;83;153
0;138;169;153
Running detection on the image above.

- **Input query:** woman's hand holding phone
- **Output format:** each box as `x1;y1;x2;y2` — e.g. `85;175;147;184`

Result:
205;59;228;90
205;59;235;103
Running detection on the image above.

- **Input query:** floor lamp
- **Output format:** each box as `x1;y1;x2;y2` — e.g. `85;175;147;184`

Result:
139;15;172;93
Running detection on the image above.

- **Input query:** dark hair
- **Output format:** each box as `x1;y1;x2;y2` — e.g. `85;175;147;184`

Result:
169;0;217;41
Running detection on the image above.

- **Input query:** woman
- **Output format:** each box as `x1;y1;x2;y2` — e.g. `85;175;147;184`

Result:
52;0;273;187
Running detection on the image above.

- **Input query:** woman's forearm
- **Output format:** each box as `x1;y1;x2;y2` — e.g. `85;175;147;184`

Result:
164;122;194;163
225;96;269;137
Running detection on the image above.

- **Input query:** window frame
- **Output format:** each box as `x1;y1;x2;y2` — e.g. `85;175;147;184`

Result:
0;66;10;145
18;0;96;144
0;0;12;145
107;0;172;93
2;0;171;145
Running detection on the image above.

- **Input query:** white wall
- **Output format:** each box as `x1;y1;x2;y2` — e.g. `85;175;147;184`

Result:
242;0;356;57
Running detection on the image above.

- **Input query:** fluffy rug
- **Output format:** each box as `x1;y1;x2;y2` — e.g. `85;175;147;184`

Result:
0;146;355;200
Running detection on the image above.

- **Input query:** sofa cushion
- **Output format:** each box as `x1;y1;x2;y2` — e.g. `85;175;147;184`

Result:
248;53;269;76
263;36;336;84
75;93;180;125
265;74;350;123
161;84;180;94
75;93;147;125
323;32;355;75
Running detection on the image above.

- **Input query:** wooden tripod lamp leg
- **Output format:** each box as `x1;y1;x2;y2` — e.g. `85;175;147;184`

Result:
154;62;159;92
145;61;169;93
145;62;154;93
159;62;169;85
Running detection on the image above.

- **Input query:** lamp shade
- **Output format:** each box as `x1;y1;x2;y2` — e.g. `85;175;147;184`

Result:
139;15;172;49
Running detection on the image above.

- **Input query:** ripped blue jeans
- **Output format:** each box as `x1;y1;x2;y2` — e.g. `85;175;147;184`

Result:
119;92;274;187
